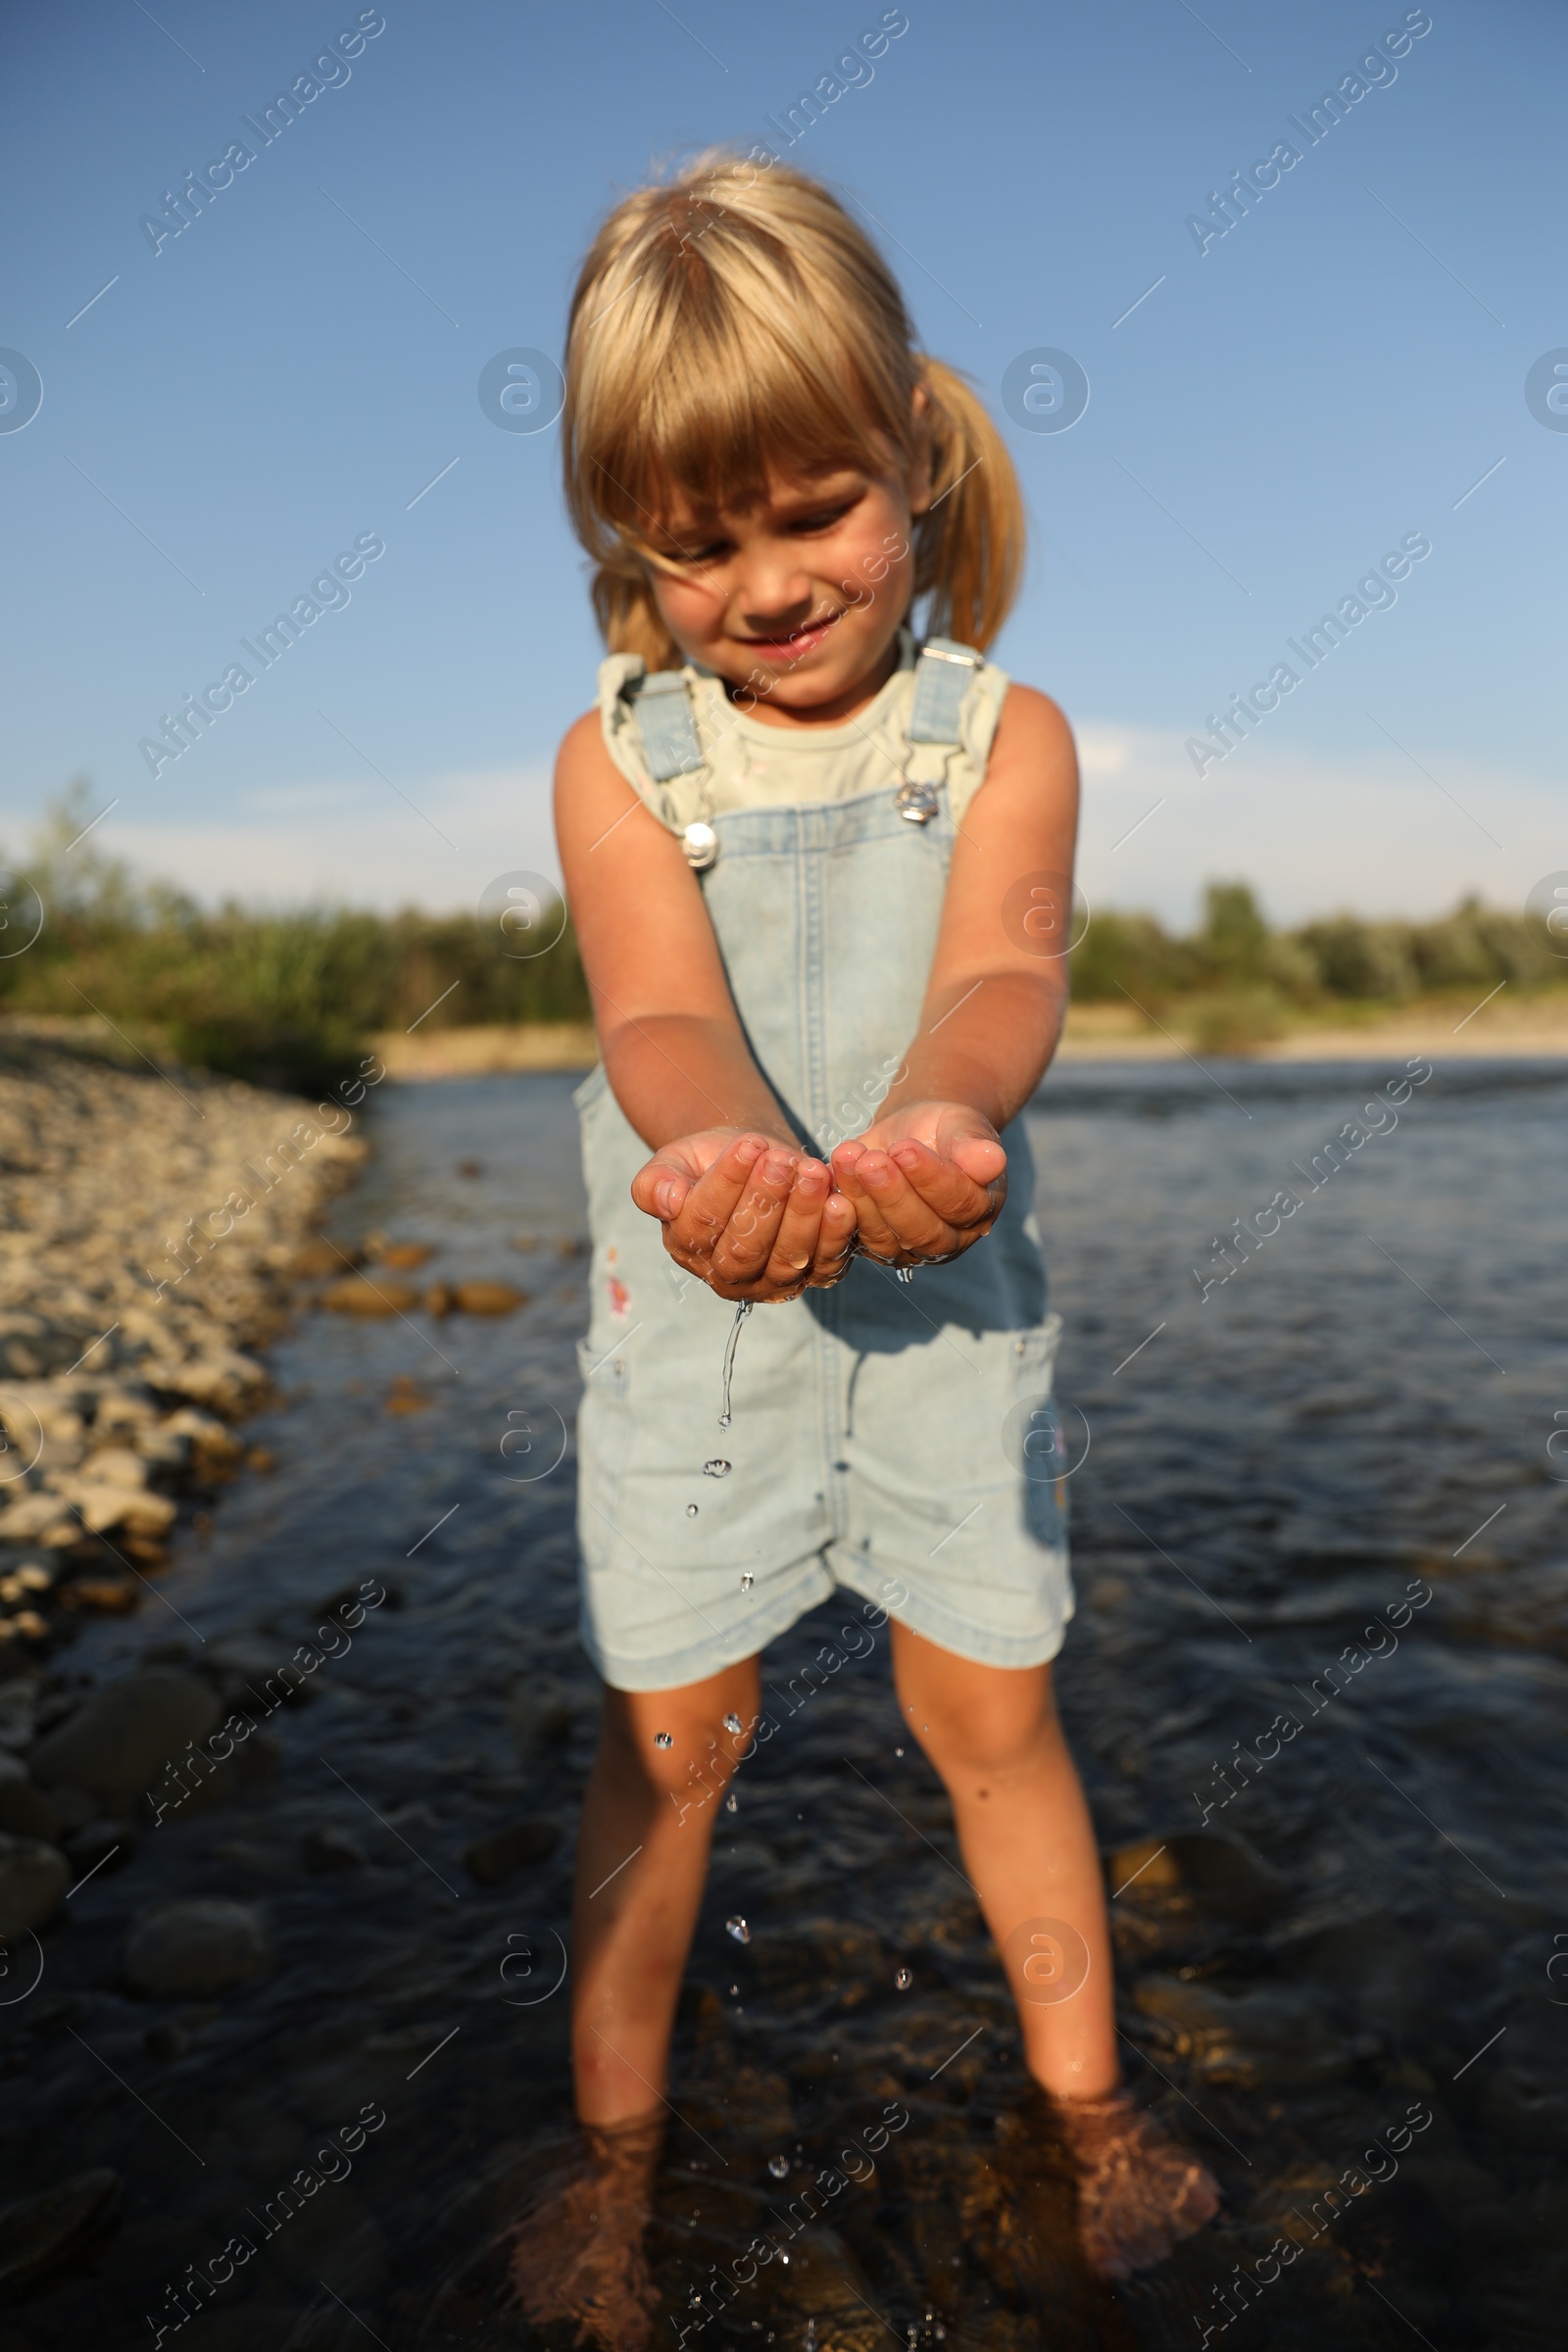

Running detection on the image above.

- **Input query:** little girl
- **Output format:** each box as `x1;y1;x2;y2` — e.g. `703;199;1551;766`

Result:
515;154;1218;2344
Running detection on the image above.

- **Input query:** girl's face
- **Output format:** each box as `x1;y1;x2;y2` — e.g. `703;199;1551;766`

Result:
644;453;929;723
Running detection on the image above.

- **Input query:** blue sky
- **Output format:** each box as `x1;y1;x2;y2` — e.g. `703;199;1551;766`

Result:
2;0;1561;926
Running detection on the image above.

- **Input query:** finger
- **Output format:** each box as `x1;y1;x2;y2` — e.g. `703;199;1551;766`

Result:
807;1189;858;1285
948;1134;1007;1185
709;1148;800;1284
884;1139;1001;1228
630;1150;697;1222
851;1150;959;1256
665;1133;770;1263
829;1147;906;1261
763;1158;832;1291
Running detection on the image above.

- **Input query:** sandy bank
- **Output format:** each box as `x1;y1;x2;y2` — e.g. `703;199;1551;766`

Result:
372;991;1568;1079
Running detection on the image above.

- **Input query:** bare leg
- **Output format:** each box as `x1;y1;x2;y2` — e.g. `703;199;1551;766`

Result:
891;1623;1116;2097
571;1657;761;2122
891;1624;1218;2274
514;1657;761;2346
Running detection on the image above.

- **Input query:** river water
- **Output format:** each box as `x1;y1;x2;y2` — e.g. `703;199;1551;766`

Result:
7;1056;1566;2352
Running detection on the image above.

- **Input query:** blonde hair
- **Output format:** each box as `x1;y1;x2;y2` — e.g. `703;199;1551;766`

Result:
562;153;1024;668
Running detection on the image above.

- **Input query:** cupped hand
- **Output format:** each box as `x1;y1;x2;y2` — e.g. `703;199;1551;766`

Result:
830;1101;1007;1268
630;1128;857;1301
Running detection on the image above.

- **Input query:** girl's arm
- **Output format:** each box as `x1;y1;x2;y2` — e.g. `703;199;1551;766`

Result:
831;684;1080;1261
555;713;856;1298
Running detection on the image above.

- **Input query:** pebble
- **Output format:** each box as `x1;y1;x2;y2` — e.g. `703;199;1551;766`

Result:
0;1832;70;1933
453;1281;528;1316
318;1276;418;1316
375;1241;434;1270
122;1897;272;1997
29;1668;220;1801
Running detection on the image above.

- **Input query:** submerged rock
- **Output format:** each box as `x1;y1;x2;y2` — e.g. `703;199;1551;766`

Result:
123;1898;272;1996
461;1818;562;1884
318;1276;418;1316
29;1668;220;1801
1132;1974;1362;2088
453;1281;528;1316
0;1832;70;1933
0;2167;120;2291
302;1825;367;1873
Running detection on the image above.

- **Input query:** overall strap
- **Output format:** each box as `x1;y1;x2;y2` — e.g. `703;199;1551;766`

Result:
630;668;704;781
900;637;982;821
907;638;982;745
628;668;718;868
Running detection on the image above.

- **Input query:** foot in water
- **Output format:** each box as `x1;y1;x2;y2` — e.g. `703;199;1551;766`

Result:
1053;2086;1221;2278
510;2113;662;2348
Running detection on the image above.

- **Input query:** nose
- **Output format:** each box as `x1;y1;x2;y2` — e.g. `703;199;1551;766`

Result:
731;538;817;634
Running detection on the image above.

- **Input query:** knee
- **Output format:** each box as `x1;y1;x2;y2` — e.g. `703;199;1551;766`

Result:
903;1685;1059;1783
599;1696;750;1806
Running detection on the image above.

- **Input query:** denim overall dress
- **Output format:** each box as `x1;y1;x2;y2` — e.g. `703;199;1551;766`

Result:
573;633;1071;1692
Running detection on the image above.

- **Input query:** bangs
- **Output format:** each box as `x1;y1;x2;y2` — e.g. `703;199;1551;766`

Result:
564;162;917;562
562;155;1025;664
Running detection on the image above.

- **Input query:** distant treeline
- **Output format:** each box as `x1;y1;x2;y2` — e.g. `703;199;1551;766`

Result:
1;794;1557;1088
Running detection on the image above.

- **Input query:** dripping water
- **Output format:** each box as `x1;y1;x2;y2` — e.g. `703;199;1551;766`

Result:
717;1299;753;1429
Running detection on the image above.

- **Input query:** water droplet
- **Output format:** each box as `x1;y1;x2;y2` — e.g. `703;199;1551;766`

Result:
895;1266;914;1284
723;1711;744;1735
724;1791;738;1813
740;1572;754;1592
686;1503;699;1517
728;1984;739;1995
767;2153;788;2179
895;1745;905;1756
725;1915;751;1943
704;1458;732;1479
655;1731;672;1748
896;1966;912;1990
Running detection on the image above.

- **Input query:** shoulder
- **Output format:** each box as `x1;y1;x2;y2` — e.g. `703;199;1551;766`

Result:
991;682;1076;765
557;707;609;769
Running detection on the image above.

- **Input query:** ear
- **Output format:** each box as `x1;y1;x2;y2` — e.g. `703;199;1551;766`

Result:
905;382;935;517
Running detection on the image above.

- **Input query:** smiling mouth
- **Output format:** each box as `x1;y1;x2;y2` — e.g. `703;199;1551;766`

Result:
737;611;845;662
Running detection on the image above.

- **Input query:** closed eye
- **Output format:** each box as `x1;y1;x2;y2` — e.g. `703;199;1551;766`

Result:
785;498;860;536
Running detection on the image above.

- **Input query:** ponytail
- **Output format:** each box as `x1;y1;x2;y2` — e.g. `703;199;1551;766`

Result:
913;359;1025;654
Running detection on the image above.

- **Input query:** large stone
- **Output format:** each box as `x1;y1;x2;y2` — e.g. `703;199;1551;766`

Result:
0;2168;120;2291
123;1898;271;1997
0;1833;70;1934
29;1668;220;1799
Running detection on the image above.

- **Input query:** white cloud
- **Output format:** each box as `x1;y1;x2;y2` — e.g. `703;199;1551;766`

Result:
1071;723;1552;926
96;764;559;911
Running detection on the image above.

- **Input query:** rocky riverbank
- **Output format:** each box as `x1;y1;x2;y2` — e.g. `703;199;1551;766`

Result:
0;1027;370;1600
0;1029;373;1930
